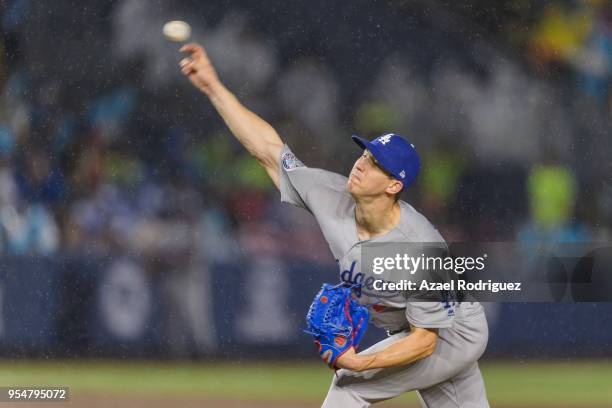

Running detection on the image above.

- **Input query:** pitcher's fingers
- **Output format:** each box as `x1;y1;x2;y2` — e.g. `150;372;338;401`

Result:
181;65;195;75
179;59;196;70
179;43;196;53
180;43;203;57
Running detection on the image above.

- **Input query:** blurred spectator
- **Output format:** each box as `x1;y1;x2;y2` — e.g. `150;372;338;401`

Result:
528;2;593;72
528;163;577;229
0;201;59;254
574;4;612;102
518;161;590;243
15;147;66;205
277;57;340;156
417;143;466;240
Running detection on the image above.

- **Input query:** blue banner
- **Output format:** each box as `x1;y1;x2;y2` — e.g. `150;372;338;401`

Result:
0;256;610;358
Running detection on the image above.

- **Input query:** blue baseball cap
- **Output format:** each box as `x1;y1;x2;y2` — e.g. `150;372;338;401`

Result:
351;133;420;188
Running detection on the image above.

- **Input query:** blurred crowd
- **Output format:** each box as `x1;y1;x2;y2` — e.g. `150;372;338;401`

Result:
433;0;612;109
0;0;610;263
522;0;612;107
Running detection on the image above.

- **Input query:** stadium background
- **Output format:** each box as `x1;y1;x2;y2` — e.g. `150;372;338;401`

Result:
0;0;611;406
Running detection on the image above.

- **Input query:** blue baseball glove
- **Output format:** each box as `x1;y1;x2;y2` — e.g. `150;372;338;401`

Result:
305;283;369;369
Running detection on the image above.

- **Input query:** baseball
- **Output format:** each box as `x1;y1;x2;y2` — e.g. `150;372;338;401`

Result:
163;20;191;42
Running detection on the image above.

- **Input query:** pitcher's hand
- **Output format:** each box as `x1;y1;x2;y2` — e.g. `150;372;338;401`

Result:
179;43;221;95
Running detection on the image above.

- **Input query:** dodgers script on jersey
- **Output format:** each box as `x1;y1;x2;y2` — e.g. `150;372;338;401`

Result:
278;144;483;332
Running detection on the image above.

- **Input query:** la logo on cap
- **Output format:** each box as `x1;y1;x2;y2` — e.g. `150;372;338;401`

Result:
378;134;393;145
399;170;406;179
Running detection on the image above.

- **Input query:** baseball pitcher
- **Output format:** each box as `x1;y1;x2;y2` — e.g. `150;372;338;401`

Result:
179;42;489;408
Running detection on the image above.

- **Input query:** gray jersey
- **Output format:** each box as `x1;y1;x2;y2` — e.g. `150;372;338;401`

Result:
280;145;490;407
278;144;483;332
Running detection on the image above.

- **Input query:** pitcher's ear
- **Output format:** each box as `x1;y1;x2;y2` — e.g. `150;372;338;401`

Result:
387;180;403;195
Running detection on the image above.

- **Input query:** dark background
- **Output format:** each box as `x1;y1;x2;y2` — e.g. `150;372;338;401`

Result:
0;0;610;360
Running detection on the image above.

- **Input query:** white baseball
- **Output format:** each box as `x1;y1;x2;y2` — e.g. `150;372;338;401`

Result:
163;20;191;42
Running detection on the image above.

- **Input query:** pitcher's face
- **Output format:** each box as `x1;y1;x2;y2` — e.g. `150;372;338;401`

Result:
347;150;402;198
